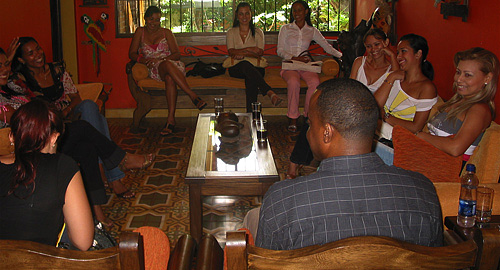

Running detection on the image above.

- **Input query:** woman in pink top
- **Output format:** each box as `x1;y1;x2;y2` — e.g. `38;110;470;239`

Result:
129;6;207;136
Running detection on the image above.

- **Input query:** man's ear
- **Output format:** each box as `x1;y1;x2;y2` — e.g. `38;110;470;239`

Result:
323;123;333;143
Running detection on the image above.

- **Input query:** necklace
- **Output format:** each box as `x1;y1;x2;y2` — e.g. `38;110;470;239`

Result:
240;28;249;39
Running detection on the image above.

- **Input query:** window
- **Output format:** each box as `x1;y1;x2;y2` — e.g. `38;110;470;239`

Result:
116;0;353;37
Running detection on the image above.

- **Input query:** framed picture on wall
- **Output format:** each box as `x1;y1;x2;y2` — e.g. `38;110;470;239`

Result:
82;0;108;6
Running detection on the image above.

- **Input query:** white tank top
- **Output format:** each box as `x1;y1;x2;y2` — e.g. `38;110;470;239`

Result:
356;56;391;93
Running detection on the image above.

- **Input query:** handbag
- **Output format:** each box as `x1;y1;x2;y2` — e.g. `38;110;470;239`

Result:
282;60;323;73
222;56;268;68
58;221;117;251
281;50;322;73
186;60;226;78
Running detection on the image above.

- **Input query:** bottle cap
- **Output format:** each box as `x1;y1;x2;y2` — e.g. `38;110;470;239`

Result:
466;164;476;173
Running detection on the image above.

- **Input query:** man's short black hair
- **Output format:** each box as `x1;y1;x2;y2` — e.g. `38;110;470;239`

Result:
316;78;379;140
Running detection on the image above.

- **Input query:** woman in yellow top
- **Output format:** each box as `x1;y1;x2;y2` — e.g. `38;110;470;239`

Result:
374;33;438;135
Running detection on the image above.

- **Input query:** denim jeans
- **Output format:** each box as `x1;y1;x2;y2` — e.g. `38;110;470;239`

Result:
74;100;125;182
373;141;394;166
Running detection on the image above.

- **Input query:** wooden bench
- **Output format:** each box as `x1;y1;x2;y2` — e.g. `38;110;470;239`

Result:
225;230;480;270
126;35;340;133
0;232;144;270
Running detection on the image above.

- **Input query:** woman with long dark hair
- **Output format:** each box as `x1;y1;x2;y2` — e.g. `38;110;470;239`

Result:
226;2;283;112
285;29;397;179
277;0;342;133
1;47;153;227
0;100;94;251
374;33;438;135
12;36;152;199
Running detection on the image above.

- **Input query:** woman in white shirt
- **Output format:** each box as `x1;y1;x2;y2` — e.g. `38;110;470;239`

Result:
226;2;283;112
277;0;342;132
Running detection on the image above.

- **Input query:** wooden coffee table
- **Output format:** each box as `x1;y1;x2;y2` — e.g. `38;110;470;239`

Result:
186;113;280;242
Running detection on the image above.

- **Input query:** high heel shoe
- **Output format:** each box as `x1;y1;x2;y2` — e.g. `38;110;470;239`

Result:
270;93;284;107
119;153;156;172
192;97;207;110
160;123;175;136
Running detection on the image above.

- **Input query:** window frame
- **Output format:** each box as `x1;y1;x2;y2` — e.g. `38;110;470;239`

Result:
115;0;355;39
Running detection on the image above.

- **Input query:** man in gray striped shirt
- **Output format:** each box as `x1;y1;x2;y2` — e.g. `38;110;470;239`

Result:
256;78;443;250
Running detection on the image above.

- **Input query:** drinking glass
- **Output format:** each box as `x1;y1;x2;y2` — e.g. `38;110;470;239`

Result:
251;102;262;121
476;186;494;222
256;120;268;143
214;97;224;115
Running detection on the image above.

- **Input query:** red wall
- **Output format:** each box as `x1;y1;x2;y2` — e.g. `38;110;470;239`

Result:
75;3;133;108
77;1;500;121
356;1;500;122
0;0;53;62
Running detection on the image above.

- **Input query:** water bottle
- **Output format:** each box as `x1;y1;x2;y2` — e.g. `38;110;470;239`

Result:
457;164;479;228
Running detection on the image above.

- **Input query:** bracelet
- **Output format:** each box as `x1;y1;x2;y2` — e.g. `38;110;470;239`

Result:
383;111;391;122
414;130;421;136
384;79;393;86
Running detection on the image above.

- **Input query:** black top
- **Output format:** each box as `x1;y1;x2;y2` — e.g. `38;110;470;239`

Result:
0;153;79;246
256;152;443;250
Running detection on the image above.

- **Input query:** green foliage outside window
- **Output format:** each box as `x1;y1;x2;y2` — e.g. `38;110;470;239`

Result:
116;0;351;36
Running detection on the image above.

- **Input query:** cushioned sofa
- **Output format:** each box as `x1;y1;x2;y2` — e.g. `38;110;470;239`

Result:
126;59;340;133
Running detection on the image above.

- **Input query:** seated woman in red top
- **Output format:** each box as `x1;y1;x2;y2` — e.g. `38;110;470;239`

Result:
0;100;94;250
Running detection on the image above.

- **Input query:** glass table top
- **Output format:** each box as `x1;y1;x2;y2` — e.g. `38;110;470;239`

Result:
186;113;278;180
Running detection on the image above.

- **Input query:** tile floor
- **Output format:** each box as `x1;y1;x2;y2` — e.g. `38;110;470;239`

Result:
104;116;317;248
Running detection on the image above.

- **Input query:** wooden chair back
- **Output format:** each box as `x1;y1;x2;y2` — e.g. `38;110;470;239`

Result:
225;230;478;270
196;233;224;270
0;231;144;269
167;234;197;270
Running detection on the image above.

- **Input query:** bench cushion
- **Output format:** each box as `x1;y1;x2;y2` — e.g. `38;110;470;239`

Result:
132;62;338;91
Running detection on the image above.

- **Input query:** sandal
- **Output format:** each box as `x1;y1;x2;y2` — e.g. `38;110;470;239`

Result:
191;97;207;111
270;93;284;107
287;118;298;133
110;181;135;199
119;153;156;172
160;123;175;136
96;218;114;229
116;190;135;199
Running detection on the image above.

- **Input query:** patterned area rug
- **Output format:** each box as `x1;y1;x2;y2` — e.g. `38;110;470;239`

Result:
105;116;317;248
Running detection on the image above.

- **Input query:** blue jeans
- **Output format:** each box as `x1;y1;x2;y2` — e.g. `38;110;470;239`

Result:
74;100;125;183
374;141;394;166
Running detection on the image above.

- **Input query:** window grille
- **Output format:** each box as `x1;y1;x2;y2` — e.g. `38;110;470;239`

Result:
116;0;352;37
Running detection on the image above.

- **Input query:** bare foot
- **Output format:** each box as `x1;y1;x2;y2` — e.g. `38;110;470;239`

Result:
285;162;302;179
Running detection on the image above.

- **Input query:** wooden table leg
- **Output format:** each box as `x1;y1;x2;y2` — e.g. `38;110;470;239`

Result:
189;183;202;243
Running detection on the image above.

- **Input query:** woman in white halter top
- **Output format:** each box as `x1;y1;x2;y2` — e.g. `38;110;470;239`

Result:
285;29;397;179
350;28;398;93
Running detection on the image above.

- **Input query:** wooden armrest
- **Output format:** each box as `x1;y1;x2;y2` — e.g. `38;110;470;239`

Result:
76;83;103;103
226;231;248;270
196;234;223;270
119;232;145;270
168;234;196;270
